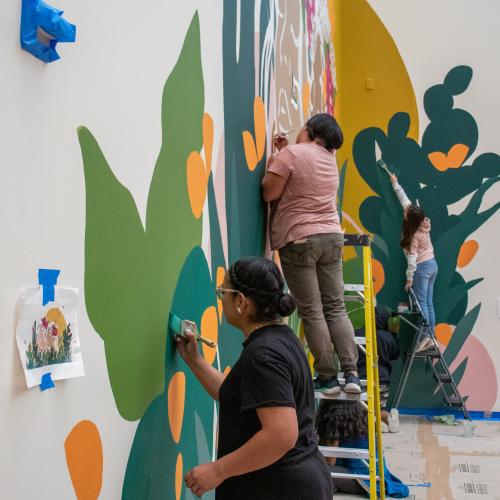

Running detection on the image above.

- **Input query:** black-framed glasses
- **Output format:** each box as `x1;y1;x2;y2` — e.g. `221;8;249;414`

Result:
215;286;239;299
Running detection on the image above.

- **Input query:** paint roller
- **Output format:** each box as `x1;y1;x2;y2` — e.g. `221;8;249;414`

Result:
168;312;217;348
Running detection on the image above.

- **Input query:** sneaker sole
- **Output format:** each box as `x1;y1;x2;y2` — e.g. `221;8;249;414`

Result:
343;383;362;394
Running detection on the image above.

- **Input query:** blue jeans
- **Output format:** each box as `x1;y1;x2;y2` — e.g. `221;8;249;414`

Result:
412;258;438;336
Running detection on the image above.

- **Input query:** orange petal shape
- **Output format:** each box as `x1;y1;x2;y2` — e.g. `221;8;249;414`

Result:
201;306;218;364
168;372;186;443
64;420;103;500
302;82;310;121
254;96;266;160
371;258;385;295
457;240;479;268
175;453;183;500
223;366;231;376
242;131;258;171
202;113;214;177
186;151;208;219
216;266;225;322
428;144;469;171
435;323;454;347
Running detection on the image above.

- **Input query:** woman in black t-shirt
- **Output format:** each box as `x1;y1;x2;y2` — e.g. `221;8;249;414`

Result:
176;256;332;499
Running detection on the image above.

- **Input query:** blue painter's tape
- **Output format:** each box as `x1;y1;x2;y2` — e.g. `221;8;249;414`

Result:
38;268;60;305
40;372;55;391
398;407;500;421
20;0;76;63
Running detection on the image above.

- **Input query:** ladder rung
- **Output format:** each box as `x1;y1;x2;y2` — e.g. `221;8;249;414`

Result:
319;445;369;459
447;395;465;407
413;349;441;358
433;373;452;383
343;234;370;247
315;391;367;401
344;295;364;302
331;472;378;481
344;284;364;292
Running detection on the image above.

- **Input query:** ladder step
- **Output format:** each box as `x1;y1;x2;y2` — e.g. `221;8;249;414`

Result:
344;284;364;292
447;395;465;407
331;472;378;481
319;445;370;460
433;373;452;384
315;391;367;402
413;349;441;358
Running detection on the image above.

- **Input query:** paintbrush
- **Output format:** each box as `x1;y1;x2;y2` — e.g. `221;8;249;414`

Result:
277;127;300;137
375;141;394;176
169;313;217;348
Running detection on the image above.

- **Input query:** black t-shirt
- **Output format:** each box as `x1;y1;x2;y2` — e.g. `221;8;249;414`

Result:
216;324;331;499
356;326;400;384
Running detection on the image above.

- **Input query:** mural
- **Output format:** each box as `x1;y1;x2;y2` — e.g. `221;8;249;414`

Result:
78;1;336;498
350;65;500;409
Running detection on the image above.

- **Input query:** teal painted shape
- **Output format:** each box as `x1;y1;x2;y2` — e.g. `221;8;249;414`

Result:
123;247;217;499
223;0;267;262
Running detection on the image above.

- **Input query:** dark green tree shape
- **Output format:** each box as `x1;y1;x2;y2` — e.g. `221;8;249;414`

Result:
351;66;500;408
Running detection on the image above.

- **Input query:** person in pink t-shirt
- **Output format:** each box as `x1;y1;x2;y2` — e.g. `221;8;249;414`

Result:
261;114;360;395
390;174;438;353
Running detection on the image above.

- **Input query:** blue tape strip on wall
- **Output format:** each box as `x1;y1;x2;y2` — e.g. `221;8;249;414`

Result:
38;268;60;305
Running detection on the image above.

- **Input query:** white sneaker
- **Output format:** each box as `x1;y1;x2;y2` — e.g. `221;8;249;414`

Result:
381;421;390;433
415;337;435;353
388;409;400;433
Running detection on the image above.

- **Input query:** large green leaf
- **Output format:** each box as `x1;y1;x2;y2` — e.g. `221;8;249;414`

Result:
79;13;204;420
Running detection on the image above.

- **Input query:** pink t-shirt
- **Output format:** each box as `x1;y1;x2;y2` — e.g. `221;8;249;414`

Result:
267;142;343;250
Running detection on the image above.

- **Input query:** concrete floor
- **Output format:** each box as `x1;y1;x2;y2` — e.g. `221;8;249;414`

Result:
334;415;500;499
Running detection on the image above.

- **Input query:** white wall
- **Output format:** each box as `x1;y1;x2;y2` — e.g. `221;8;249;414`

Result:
0;2;223;498
369;0;500;410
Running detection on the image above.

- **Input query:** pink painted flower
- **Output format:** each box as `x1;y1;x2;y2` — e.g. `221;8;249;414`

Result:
41;317;48;328
50;324;58;337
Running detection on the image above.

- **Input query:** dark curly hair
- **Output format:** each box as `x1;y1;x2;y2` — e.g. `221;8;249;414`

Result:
228;257;295;322
315;400;368;444
305;113;343;152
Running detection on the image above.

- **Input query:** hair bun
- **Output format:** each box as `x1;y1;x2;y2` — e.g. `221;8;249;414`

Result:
277;292;296;317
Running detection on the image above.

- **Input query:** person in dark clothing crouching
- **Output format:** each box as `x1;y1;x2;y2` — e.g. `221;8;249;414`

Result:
356;305;400;432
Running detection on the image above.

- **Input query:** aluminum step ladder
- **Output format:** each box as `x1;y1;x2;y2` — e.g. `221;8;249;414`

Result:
313;234;386;499
392;288;470;420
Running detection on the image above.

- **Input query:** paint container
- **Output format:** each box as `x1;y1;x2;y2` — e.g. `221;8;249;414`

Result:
397;302;410;313
463;420;475;437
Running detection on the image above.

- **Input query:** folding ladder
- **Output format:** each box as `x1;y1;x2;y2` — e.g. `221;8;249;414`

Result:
314;234;386;499
392;289;470;420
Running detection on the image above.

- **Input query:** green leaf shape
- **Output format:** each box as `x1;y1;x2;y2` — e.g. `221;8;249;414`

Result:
78;13;204;420
443;304;481;366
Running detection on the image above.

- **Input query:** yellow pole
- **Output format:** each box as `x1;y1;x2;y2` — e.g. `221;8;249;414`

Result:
362;245;377;499
368;248;386;499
